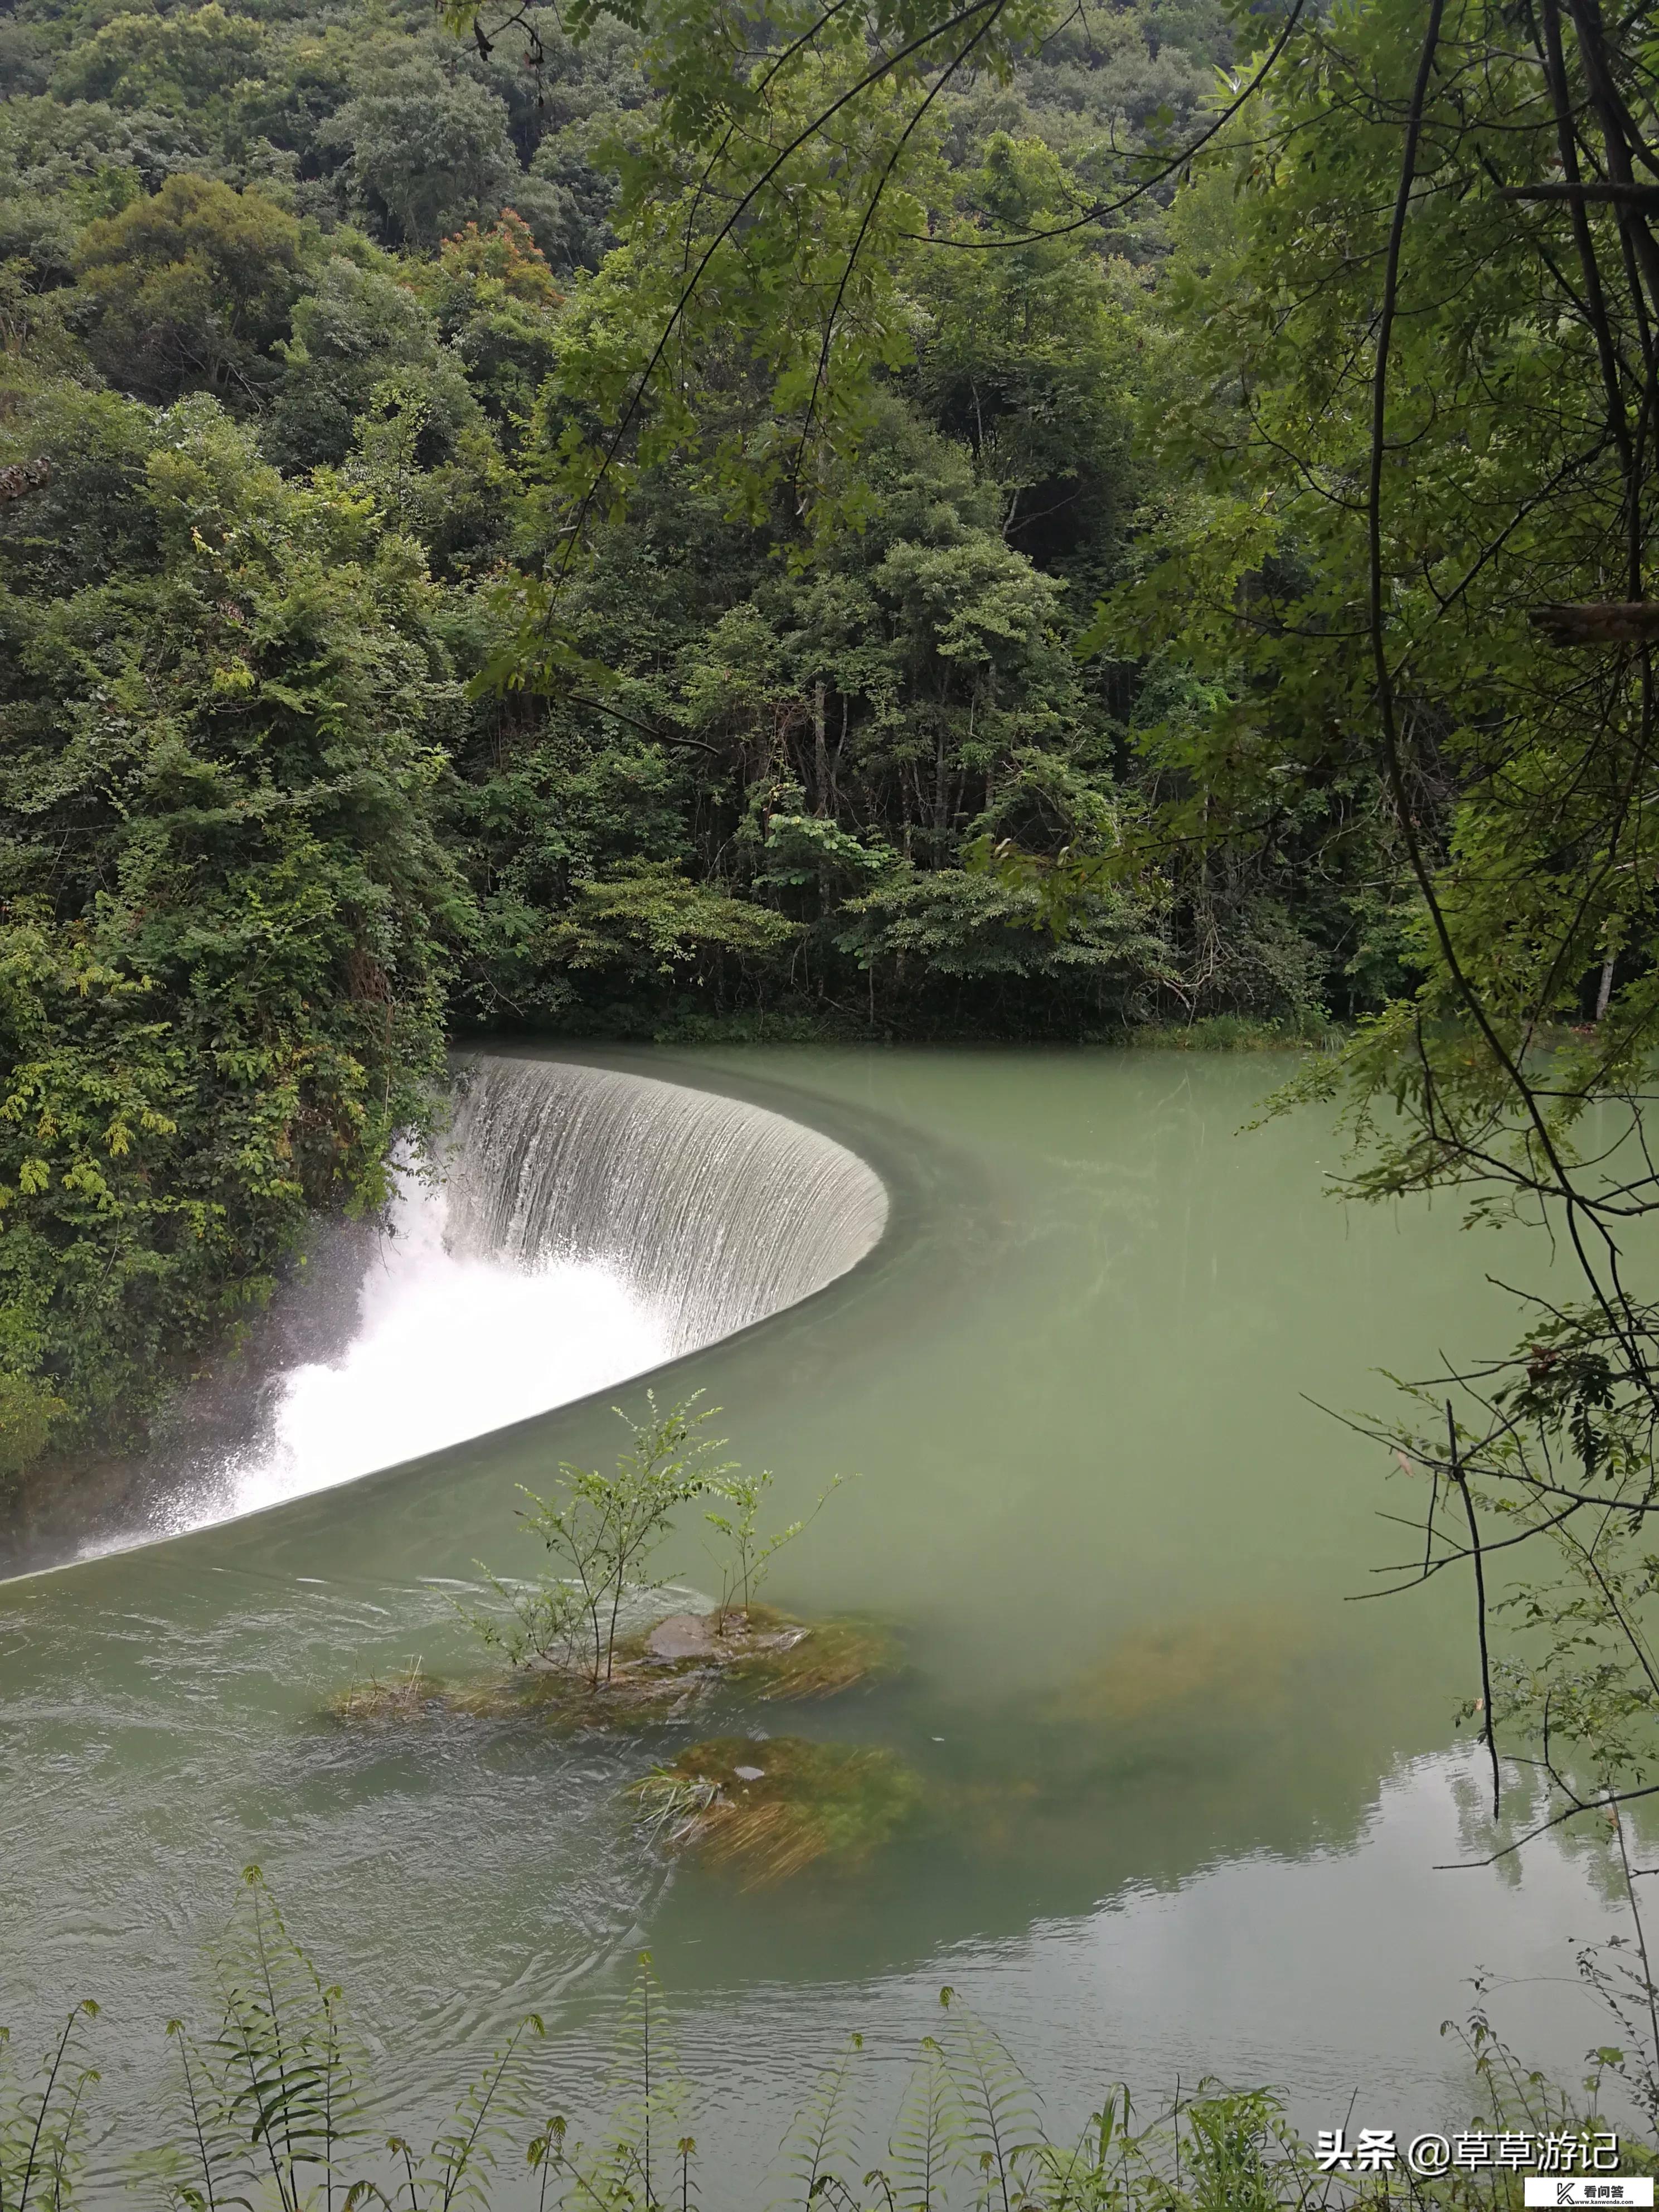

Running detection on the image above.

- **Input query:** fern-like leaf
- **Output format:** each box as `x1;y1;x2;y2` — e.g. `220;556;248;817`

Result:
0;2001;100;2212
771;2035;865;2211
885;2040;964;2212
930;1997;1044;2212
171;1867;368;2212
418;2015;545;2212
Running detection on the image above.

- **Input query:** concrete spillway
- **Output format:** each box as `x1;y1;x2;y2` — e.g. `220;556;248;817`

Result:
444;1055;889;1353
10;1054;887;1568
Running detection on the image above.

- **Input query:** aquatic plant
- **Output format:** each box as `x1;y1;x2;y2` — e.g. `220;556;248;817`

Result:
329;1602;897;1739
630;1735;923;1887
721;1607;900;1702
462;1397;856;1703
702;1466;846;1631
463;1394;734;1690
327;1656;443;1723
431;1657;706;1731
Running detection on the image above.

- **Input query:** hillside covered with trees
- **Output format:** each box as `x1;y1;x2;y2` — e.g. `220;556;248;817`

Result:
0;0;1340;1473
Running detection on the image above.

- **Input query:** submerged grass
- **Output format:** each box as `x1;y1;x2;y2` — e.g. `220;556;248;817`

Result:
719;1603;901;1700
324;1605;897;1737
632;1734;924;1886
327;1658;445;1722
326;1658;705;1733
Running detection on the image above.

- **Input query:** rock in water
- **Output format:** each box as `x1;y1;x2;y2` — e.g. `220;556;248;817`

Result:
647;1613;716;1661
734;1765;765;1782
760;1627;809;1652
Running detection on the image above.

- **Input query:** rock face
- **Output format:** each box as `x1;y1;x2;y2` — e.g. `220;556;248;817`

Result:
646;1613;717;1661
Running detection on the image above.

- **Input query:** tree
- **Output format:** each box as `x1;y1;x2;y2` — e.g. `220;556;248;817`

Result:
410;210;564;433
72;173;307;404
910;130;1139;593
264;250;479;472
52;5;266;115
319;61;520;249
468;1395;732;1687
1077;0;1659;1891
0;384;470;1467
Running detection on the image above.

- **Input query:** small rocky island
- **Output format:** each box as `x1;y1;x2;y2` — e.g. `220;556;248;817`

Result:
330;1603;898;1728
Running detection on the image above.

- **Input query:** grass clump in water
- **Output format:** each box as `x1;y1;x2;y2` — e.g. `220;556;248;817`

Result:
440;1668;701;1730
324;1605;896;1736
632;1734;922;1886
720;1605;900;1700
327;1658;445;1722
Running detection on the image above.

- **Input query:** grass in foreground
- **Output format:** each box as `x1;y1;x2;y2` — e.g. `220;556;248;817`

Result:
9;1871;1651;2211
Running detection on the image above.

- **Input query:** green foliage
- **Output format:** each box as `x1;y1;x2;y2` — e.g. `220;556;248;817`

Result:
465;1398;857;1699
265;251;478;474
1103;0;1659;1190
4;1882;1652;2208
53;5;265;117
465;1394;734;1687
409;212;565;435
537;864;799;1021
910;130;1139;593
0;1370;66;1482
318;61;519;250
531;1953;688;2211
0;0;1370;1486
702;1464;844;1626
0;381;467;1466
72;173;307;404
134;1869;542;2212
0;2000;99;2211
168;1871;365;2208
836;861;1171;1033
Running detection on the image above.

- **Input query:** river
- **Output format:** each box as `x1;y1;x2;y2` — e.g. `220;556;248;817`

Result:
0;1045;1633;2196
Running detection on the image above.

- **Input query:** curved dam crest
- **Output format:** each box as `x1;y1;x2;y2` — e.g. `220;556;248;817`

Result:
4;1055;889;1572
447;1054;890;1353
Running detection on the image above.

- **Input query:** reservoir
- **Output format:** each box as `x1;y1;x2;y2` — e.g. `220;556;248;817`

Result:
0;1046;1629;2194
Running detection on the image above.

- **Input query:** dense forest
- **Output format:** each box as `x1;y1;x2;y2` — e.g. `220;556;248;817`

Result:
1;0;1652;1519
0;0;1347;1473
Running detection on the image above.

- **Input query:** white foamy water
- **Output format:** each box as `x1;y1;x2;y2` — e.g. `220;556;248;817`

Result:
133;1056;886;1545
176;1177;670;1528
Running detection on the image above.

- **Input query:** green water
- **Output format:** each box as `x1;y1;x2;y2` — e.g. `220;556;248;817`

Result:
0;1046;1632;2193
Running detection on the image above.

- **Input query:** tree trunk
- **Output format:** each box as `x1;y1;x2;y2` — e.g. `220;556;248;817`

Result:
1529;601;1659;644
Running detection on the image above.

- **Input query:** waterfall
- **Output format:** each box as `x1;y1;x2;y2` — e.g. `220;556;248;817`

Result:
444;1055;890;1352
45;1056;887;1558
